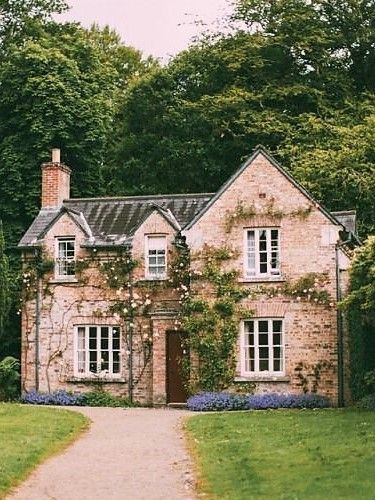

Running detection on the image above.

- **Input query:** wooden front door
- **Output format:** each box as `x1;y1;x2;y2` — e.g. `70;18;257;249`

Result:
166;331;188;403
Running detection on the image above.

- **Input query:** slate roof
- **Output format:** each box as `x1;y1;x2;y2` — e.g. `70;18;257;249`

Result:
19;193;213;248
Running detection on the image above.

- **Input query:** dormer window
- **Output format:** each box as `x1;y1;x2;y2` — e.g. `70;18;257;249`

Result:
56;237;75;278
146;235;166;279
245;228;280;278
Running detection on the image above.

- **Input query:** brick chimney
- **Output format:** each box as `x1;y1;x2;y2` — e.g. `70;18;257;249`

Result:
41;149;71;209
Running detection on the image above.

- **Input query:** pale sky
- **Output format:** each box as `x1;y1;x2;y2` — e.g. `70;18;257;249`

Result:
57;0;232;60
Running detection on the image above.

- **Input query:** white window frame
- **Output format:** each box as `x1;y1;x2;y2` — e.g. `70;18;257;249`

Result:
145;234;167;279
55;237;75;279
240;319;284;376
74;325;121;378
244;228;280;278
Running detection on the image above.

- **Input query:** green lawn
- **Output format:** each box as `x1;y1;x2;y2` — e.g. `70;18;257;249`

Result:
186;409;375;499
0;404;89;498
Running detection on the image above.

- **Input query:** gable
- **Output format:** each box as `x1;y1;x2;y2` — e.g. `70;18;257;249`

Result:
185;146;341;230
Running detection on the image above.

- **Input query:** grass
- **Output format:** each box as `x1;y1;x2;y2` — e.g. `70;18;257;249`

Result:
185;409;375;499
0;404;89;498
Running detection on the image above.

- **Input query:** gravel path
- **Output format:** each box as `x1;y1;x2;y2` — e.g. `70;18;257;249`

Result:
8;407;195;500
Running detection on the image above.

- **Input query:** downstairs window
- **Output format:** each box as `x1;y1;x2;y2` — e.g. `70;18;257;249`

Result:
75;325;121;377
241;319;284;376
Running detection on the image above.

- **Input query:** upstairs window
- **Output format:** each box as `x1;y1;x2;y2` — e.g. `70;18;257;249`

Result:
75;325;121;377
245;228;280;278
56;237;75;278
241;319;284;376
146;235;166;279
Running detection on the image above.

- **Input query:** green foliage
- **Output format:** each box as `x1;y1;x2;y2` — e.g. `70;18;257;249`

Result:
364;370;375;392
80;389;134;407
0;220;10;342
108;1;374;237
344;237;375;399
0;356;20;400
355;394;375;410
0;0;68;53
176;246;254;393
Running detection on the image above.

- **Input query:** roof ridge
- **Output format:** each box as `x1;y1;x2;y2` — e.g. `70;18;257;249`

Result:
64;193;214;203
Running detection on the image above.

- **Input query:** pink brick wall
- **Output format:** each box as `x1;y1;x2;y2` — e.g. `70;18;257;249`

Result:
21;152;350;405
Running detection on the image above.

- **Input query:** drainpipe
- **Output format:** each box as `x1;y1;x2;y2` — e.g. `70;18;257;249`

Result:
335;244;344;407
335;233;354;408
128;254;134;405
34;249;41;392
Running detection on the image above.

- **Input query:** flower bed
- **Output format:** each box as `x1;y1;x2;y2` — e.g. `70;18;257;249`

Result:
187;392;330;411
20;390;133;407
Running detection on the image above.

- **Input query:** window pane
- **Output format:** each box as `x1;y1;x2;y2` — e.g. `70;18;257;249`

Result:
274;359;281;371
273;333;281;345
259;347;269;358
148;236;166;250
274;347;281;358
112;327;120;338
89;351;97;373
273;320;282;332
259;334;268;345
78;352;85;373
259;359;269;371
259;321;268;333
113;338;120;350
246;321;254;333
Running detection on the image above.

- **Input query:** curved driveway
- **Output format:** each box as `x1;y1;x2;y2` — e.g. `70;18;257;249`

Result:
8;407;195;500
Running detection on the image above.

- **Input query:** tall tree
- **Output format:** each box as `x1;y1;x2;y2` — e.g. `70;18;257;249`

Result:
0;0;68;52
0;220;10;347
0;22;153;246
107;0;374;236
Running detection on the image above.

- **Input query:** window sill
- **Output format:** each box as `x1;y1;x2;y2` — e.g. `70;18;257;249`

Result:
235;376;290;383
239;277;286;284
141;277;167;282
49;278;79;284
67;376;126;383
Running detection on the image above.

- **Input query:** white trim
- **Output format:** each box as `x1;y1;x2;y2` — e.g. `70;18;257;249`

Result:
55;236;76;279
243;228;280;279
73;325;122;378
144;234;167;280
240;318;285;377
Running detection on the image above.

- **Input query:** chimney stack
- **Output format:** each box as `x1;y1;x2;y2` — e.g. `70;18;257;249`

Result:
41;149;71;209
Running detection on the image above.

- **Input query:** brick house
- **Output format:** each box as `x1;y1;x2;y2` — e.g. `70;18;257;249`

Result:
19;146;357;405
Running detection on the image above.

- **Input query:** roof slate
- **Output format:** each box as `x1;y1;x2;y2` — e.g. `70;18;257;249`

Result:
19;193;213;248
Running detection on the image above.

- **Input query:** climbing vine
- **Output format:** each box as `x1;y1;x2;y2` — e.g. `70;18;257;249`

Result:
172;243;253;393
171;240;334;394
225;200;313;233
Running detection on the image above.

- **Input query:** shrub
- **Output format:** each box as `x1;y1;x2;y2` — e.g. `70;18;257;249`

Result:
187;392;330;411
355;394;375;410
0;357;20;401
20;390;83;406
80;390;132;407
